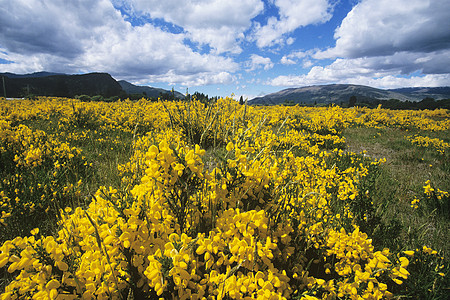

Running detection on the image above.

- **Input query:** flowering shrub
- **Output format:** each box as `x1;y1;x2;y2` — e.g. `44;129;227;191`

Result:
0;121;93;239
406;135;450;154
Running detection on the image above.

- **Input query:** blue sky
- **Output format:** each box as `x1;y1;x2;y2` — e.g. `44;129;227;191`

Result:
1;0;450;99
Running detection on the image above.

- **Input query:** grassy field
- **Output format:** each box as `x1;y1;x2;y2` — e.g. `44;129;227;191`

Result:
343;127;449;251
0;97;448;299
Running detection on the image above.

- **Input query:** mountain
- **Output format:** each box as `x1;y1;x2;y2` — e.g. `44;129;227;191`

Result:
118;80;184;99
388;87;450;101
0;71;185;99
249;84;450;105
1;72;122;98
0;71;64;78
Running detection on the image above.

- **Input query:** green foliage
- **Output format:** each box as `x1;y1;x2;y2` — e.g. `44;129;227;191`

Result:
403;249;449;300
68;105;98;129
354;97;450;110
76;95;92;102
0;127;94;240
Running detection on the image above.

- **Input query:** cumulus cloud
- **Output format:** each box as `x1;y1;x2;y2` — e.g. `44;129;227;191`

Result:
315;0;450;59
269;50;450;88
302;60;314;69
275;0;450;89
125;0;264;54
246;54;274;71
280;56;296;65
270;71;450;89
2;0;449;91
0;0;238;85
252;0;334;48
280;50;309;65
79;22;238;80
0;0;116;58
140;71;234;87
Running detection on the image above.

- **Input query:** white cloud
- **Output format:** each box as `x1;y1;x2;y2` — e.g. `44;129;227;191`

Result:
246;54;274;71
281;48;450;89
302;60;314;68
280;50;311;66
0;0;117;57
2;0;449;93
359;74;450;89
292;0;450;89
286;37;295;45
270;71;450;89
287;50;309;60
140;71;234;87
126;0;264;54
79;23;238;79
0;0;238;85
280;56;296;65
269;51;450;89
252;0;334;48
315;0;450;59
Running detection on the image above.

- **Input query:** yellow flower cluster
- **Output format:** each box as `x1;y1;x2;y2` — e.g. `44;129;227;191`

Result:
0;136;396;299
324;227;410;297
406;135;450;154
410;198;420;209
423;180;448;200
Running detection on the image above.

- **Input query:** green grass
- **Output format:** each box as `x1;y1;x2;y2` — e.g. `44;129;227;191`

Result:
343;126;450;253
23;115;135;189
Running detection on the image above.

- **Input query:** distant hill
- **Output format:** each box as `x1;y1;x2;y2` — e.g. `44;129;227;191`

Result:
249;84;450;105
118;80;184;99
0;71;64;78
0;72;185;99
1;72;122;98
388;87;450;101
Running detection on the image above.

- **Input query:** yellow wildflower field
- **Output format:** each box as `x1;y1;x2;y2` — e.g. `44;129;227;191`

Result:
0;97;448;299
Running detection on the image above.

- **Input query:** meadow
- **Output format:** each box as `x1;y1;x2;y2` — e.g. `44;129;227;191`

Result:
0;97;448;299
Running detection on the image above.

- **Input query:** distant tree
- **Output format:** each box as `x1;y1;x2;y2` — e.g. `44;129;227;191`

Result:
436;98;450;109
77;95;92;102
418;97;436;110
372;97;450;110
159;89;176;101
283;99;295;106
55;77;70;97
349;95;357;107
91;95;104;102
118;90;128;100
239;96;244;105
1;76;6;98
185;88;191;101
193;91;210;104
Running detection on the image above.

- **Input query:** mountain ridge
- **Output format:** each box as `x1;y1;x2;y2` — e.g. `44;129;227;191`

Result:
0;71;64;78
0;72;122;98
2;72;449;103
118;80;184;99
249;84;450;105
0;72;184;99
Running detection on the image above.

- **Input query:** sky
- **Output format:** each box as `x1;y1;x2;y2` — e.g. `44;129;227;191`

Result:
1;0;450;99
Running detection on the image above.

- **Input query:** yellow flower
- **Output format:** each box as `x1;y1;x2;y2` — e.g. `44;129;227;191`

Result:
403;250;414;257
